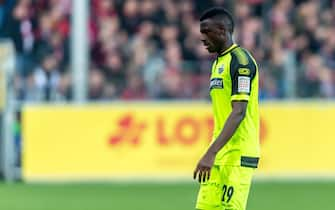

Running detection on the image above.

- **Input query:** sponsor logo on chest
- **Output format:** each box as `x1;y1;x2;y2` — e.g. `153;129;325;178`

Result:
210;78;223;90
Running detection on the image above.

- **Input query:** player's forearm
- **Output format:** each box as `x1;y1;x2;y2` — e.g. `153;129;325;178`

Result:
207;109;245;155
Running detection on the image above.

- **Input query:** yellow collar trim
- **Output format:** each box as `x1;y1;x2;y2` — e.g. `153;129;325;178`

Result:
219;44;238;56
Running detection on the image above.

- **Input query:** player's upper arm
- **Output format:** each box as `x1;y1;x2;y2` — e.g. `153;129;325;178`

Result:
230;48;257;101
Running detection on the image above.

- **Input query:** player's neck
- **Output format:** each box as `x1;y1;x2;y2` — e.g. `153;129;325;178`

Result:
218;40;234;55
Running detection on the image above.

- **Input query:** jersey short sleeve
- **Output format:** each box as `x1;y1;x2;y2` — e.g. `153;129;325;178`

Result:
230;49;257;101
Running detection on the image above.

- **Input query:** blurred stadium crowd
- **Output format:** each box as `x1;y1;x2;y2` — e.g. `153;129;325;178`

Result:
0;0;334;101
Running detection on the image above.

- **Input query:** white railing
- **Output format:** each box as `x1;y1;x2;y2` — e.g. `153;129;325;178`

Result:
0;39;16;181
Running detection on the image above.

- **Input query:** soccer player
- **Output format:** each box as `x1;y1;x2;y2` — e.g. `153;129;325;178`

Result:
193;7;260;210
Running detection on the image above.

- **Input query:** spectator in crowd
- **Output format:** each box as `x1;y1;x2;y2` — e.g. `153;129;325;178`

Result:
121;72;148;100
88;68;105;100
30;51;60;101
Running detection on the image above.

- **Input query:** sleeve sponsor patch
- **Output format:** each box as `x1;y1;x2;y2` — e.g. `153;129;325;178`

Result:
237;76;250;93
238;68;250;75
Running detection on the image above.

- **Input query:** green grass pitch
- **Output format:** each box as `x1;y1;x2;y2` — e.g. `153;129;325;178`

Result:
0;180;334;210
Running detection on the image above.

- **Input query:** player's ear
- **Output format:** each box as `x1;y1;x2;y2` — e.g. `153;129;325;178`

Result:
217;24;227;39
217;24;225;33
214;26;224;39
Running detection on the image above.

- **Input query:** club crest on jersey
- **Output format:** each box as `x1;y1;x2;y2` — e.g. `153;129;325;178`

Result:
210;78;223;90
218;64;224;74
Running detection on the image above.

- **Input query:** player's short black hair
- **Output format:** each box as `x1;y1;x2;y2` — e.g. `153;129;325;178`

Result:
200;7;234;33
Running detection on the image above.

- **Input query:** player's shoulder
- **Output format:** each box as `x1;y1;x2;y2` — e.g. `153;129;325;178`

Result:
229;46;257;77
230;46;257;67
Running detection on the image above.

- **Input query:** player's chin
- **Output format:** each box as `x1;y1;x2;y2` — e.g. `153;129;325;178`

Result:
207;47;216;53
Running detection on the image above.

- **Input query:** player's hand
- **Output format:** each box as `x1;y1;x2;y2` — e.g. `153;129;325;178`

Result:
193;151;215;183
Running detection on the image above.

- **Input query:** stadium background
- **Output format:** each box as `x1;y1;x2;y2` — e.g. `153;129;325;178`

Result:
0;0;335;210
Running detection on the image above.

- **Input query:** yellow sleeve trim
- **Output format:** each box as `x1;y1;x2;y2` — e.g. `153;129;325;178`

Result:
231;94;250;101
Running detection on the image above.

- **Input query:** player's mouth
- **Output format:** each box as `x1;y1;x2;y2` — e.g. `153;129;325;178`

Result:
205;45;213;51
